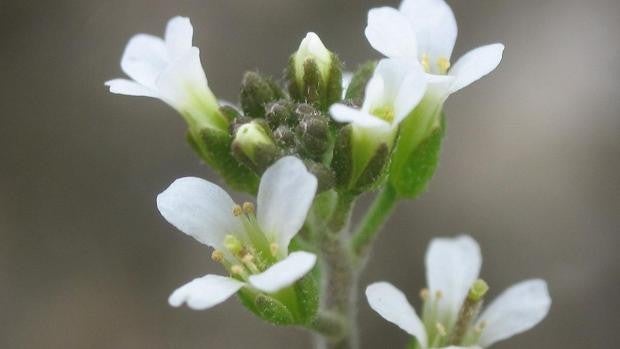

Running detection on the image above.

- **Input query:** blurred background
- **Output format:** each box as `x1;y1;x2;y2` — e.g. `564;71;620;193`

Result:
1;0;618;348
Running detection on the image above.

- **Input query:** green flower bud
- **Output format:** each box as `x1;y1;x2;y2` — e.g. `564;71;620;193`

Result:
240;71;284;118
232;120;279;173
296;113;330;160
304;160;336;193
273;125;296;149
287;32;342;110
265;99;295;127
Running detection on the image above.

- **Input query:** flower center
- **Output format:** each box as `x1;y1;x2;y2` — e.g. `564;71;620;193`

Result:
210;202;280;281
371;106;395;123
416;279;489;348
421;54;451;75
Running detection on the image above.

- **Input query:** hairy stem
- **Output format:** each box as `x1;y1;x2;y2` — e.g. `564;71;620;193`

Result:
351;184;398;259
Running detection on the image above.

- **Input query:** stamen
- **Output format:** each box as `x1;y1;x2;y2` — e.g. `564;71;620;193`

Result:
242;202;255;214
224;234;244;256
230;264;248;279
436;322;447;337
270;243;279;257
421;54;431;72
437;57;451;74
242;253;260;274
449;279;489;345
419;288;430;301
232;204;243;216
211;250;224;263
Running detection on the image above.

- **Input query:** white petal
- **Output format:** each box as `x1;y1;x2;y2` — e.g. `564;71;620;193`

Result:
366;282;428;347
477;279;551;347
399;0;457;60
168;274;244;310
155;47;212;112
365;7;418;59
388;61;427;123
156;177;242;250
120;34;168;90
330;104;390;129
448;43;504;94
425;235;482;325
104;79;158;98
256;157;317;251
248;251;317;293
165;16;194;58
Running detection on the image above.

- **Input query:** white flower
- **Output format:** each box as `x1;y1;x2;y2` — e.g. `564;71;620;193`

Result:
293;32;332;86
105;16;226;131
157;156;318;310
366;235;551;348
330;58;426;134
365;0;504;100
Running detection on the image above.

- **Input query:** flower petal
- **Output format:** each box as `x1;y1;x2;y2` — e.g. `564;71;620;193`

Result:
256;156;317;251
165;16;194;58
330;104;390;129
248;251;317;293
477;279;551;347
156;177;242;250
391;61;427;123
425;235;482;325
365;7;418;59
168;274;244;310
448;43;504;94
399;0;457;61
366;282;428;347
120;34;168;89
104;78;158;98
155;47;212;112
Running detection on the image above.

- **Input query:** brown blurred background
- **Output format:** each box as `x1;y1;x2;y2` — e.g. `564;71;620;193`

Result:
1;0;618;348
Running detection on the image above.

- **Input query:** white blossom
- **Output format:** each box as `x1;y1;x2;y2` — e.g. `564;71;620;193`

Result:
366;235;550;348
106;16;226;131
158;156;318;310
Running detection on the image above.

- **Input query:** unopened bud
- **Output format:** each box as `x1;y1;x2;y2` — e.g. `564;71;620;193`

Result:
240;71;283;118
273;125;295;148
265;99;295;127
296;113;330;160
232;120;279;173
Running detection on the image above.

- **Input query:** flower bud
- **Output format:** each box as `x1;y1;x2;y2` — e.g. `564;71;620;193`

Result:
296;113;330;160
240;71;284;118
232;120;279;173
287;32;342;110
265;99;295;127
273;125;295;149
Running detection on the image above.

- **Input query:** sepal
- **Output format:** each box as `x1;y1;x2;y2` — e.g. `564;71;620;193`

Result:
344;61;377;106
240;71;284;118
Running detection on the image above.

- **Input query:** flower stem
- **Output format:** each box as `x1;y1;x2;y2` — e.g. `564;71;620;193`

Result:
351;184;398;259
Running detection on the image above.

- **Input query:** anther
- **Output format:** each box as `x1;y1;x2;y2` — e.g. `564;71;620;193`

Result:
437;57;451;74
232;204;243;216
420;288;430;301
211;250;224;263
436;322;447;337
231;265;245;274
421;54;431;72
224;235;244;256
242;202;255;214
270;243;279;257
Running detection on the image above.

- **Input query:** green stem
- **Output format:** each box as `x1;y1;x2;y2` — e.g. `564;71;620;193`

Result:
351;184;398;258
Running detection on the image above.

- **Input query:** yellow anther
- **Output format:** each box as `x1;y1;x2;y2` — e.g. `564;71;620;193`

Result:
242;202;255;214
421;54;431;72
224;235;244;255
436;322;447;337
211;250;225;263
270;243;279;257
437;57;451;74
231;265;245;275
242;253;254;263
232;204;243;216
419;288;430;301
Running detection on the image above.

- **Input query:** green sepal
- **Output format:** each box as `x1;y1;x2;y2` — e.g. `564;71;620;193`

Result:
302;59;321;105
237;288;297;325
304;160;336;193
389;113;445;199
353;142;389;193
331;125;353;190
345;61;377;106
187;127;259;194
288;238;320;324
323;53;343;110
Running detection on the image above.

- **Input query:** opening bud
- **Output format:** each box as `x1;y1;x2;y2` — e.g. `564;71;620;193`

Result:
232;120;279;173
240;71;284;118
